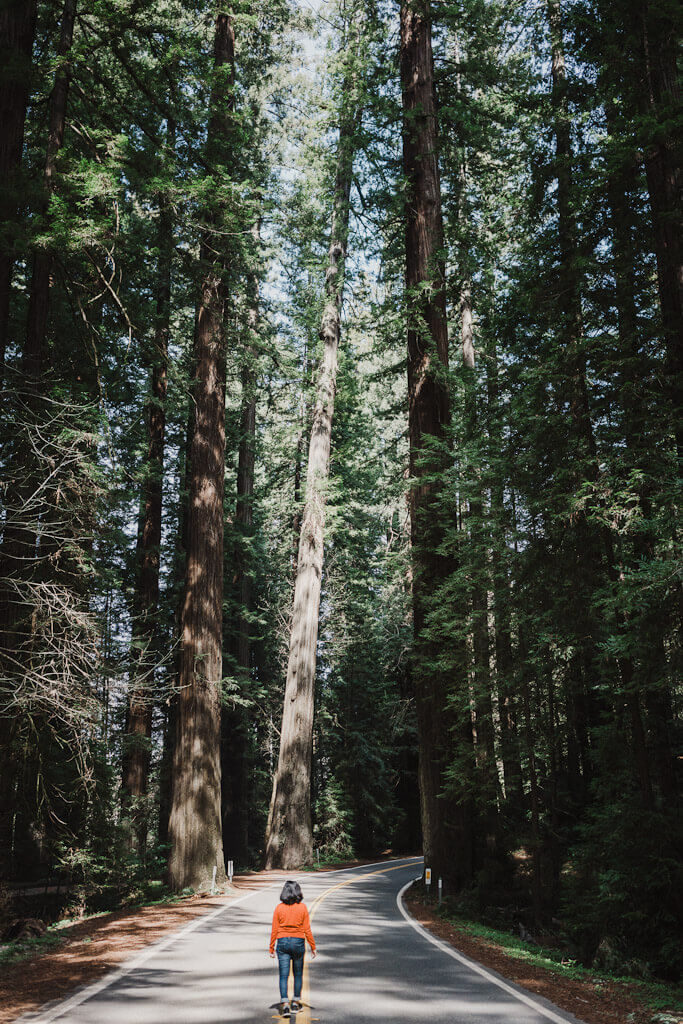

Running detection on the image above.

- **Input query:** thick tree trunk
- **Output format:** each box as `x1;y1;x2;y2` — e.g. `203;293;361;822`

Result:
167;13;235;891
0;0;37;369
401;0;474;888
122;132;173;855
0;0;76;872
264;39;360;868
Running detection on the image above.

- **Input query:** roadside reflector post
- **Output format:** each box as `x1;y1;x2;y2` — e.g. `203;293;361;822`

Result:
228;859;234;883
438;877;442;906
211;865;217;895
425;867;431;897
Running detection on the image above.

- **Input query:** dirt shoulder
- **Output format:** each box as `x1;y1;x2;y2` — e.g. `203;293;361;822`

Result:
403;898;682;1024
5;858;669;1024
0;857;404;1023
0;871;291;1024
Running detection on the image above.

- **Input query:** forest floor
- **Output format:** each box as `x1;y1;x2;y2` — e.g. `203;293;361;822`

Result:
0;860;680;1024
405;896;683;1024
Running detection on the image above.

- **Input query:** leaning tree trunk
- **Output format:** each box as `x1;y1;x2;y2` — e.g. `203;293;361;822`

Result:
0;0;37;370
264;31;361;869
121;123;174;855
401;0;475;889
167;13;235;891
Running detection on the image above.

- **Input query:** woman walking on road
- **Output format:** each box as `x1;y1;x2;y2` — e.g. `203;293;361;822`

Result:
269;880;317;1017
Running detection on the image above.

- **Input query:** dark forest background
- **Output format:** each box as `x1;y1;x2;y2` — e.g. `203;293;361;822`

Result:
0;0;680;983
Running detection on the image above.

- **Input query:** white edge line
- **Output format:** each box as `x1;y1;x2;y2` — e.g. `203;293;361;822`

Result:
312;855;423;875
396;879;585;1024
23;882;283;1024
22;857;424;1023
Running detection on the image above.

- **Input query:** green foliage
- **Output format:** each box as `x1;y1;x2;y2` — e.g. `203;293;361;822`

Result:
0;0;679;984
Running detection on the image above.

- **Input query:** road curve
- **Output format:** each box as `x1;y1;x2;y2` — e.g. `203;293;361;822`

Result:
20;858;586;1024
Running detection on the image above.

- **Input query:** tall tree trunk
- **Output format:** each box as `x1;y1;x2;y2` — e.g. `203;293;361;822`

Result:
159;385;194;848
221;221;260;868
604;122;676;806
521;675;543;925
121;123;174;855
264;23;361;869
485;343;522;810
460;281;497;808
167;13;235;891
547;0;611;792
637;1;682;462
0;0;76;874
0;0;37;369
24;0;76;383
401;0;474;888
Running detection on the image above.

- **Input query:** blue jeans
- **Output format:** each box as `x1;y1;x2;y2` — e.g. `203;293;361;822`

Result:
276;937;305;1000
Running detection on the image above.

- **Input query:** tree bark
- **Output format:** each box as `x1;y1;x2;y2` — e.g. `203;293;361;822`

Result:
0;0;37;369
0;1;76;869
221;221;260;868
401;0;474;888
122;122;174;855
167;13;235;891
460;282;497;807
264;20;361;868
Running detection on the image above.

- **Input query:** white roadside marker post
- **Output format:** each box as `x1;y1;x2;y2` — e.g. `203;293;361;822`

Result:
425;867;431;898
228;860;234;884
438;877;442;906
211;865;217;895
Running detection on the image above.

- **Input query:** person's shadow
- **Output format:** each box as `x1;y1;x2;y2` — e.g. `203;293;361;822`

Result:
269;1001;316;1020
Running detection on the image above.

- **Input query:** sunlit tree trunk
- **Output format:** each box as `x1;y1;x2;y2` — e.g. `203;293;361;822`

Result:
264;14;361;868
168;13;235;891
401;0;474;888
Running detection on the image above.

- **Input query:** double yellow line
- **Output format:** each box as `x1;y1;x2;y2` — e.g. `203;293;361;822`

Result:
291;859;422;1024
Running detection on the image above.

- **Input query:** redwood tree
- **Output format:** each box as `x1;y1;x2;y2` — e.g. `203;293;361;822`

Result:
167;12;235;891
264;5;364;869
121;123;174;855
400;0;475;887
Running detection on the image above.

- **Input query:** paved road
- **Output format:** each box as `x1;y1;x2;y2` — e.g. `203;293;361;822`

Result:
24;858;585;1024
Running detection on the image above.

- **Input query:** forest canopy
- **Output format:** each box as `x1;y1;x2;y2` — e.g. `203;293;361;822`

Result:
0;0;680;982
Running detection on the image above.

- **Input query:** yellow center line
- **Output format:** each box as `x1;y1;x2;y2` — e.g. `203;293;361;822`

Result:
295;859;422;1024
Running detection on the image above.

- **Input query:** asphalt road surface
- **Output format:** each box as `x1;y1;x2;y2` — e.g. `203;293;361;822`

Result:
23;858;586;1024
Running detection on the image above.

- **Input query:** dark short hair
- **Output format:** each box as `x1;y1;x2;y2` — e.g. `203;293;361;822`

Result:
280;880;303;905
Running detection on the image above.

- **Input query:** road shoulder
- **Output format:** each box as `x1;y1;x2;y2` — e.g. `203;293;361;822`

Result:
402;895;681;1024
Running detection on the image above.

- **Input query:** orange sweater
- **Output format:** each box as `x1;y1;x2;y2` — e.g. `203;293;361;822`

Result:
270;902;316;954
